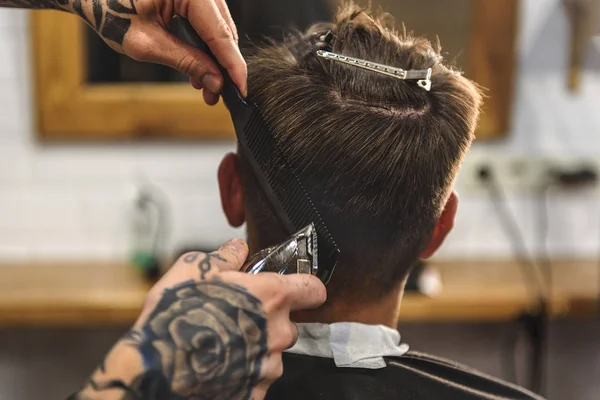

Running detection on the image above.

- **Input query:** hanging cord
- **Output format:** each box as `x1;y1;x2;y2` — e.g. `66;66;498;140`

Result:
478;166;548;395
501;321;521;384
598;203;600;319
478;166;546;298
530;183;553;396
536;184;553;301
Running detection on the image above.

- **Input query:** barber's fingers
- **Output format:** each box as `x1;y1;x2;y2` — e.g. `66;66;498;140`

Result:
214;0;239;44
249;353;284;400
154;239;247;289
267;317;299;352
127;26;223;93
222;272;327;312
212;238;249;271
184;0;247;96
203;89;221;105
249;386;268;400
188;78;220;104
281;274;328;311
260;352;285;385
290;322;299;347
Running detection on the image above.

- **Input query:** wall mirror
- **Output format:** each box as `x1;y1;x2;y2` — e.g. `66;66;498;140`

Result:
31;0;517;140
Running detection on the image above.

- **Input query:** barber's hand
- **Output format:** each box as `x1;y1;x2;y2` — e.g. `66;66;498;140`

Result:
72;239;326;400
59;0;245;104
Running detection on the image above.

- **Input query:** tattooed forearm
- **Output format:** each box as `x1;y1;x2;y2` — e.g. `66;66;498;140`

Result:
0;0;137;46
0;0;62;10
69;281;268;400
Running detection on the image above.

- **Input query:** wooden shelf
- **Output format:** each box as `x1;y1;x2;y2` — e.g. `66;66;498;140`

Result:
399;259;598;323
0;260;597;327
0;263;151;326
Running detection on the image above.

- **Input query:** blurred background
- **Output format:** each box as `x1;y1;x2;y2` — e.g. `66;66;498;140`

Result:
0;0;599;398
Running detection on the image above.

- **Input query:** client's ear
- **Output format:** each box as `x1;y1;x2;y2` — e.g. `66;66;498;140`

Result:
218;152;245;227
420;191;458;259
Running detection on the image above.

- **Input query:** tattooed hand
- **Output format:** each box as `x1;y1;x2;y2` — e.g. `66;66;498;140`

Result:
0;0;246;104
70;238;326;400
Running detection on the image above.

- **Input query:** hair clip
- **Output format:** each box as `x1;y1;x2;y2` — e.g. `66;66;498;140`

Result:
316;50;432;91
311;30;334;52
319;30;334;43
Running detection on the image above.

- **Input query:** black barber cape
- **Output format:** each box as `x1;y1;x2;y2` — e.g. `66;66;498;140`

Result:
265;352;544;400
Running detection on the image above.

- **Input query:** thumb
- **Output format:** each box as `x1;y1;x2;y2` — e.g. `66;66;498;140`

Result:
212;238;249;271
140;27;224;93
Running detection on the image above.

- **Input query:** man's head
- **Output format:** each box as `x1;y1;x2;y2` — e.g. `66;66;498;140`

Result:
218;2;482;306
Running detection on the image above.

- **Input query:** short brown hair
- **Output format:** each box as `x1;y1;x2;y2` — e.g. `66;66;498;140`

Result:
239;2;482;303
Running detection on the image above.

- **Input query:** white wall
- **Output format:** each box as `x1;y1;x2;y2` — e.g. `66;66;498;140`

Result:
0;11;243;261
446;0;600;259
0;0;599;262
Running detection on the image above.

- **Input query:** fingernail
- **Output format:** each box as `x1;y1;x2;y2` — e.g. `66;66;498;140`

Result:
221;238;245;253
202;74;222;94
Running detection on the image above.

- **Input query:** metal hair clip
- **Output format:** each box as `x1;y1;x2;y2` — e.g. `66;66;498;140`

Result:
311;30;334;52
319;30;334;44
316;50;432;91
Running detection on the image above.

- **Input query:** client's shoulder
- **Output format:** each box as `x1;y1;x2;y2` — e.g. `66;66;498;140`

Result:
385;351;545;400
265;352;545;400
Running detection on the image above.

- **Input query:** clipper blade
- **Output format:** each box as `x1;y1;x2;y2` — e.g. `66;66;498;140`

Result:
242;224;318;276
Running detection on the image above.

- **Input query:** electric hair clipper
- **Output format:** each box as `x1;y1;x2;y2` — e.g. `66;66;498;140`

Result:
242;224;318;276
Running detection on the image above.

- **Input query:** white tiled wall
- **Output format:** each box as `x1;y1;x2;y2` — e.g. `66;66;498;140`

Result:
0;0;599;262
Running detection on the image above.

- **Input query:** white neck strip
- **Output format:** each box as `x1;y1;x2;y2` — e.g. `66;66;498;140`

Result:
286;322;410;369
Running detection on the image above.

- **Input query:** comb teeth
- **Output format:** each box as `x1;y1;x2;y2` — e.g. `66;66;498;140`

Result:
173;18;338;282
311;225;318;273
240;107;339;282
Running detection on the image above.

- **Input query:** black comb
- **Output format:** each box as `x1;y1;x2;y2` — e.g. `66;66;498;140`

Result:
177;18;339;284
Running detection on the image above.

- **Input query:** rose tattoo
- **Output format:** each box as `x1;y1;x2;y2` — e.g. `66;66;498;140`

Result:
73;280;268;400
140;280;267;399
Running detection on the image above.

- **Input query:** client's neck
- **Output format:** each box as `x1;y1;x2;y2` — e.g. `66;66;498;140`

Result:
246;234;403;327
291;286;404;328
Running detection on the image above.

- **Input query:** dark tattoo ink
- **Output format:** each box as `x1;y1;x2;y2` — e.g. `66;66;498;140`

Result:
106;0;135;14
100;13;131;46
0;0;62;9
198;253;227;280
71;280;267;399
121;329;143;344
0;0;140;46
100;0;138;45
72;0;93;27
183;252;201;263
92;0;103;30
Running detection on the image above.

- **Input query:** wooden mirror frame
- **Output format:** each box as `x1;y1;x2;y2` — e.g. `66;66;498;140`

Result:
30;0;518;141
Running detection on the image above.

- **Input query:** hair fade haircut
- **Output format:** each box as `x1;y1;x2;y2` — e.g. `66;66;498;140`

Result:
239;2;483;304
